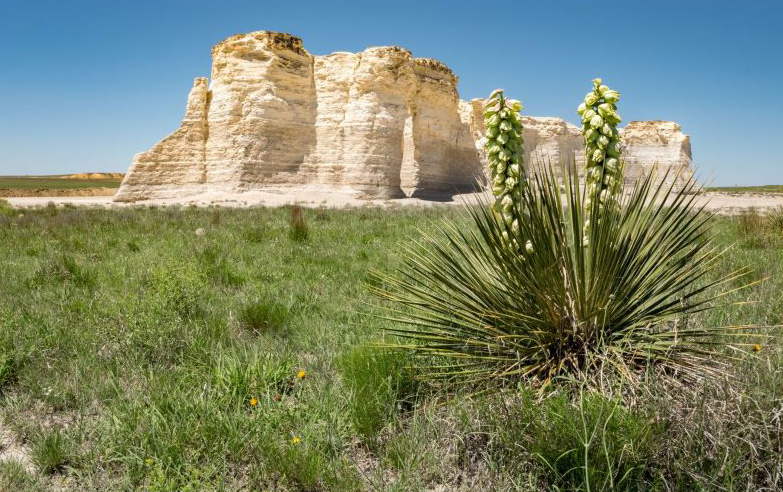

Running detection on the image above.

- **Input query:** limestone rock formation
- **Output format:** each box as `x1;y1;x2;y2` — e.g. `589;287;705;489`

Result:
115;31;693;202
620;121;694;187
116;32;483;201
519;116;586;172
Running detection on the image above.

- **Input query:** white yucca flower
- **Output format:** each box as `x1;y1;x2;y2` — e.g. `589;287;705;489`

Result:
483;89;527;239
579;78;623;235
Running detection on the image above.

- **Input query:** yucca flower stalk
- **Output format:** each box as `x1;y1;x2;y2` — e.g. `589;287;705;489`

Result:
578;78;623;235
483;89;526;245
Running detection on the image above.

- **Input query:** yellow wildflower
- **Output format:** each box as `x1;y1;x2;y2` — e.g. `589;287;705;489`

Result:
291;436;301;445
249;397;258;407
297;370;306;379
752;344;761;352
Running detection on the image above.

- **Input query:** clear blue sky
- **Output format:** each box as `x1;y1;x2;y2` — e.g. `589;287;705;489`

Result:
1;0;781;185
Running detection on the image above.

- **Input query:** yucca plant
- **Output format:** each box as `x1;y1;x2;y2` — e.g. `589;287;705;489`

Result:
370;82;757;396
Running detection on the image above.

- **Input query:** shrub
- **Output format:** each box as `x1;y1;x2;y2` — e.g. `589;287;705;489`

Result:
766;206;783;231
314;208;329;221
211;208;222;225
45;201;58;216
370;83;757;396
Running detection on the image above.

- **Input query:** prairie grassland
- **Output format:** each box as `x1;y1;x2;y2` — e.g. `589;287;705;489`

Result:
706;185;783;194
0;176;122;190
0;202;781;491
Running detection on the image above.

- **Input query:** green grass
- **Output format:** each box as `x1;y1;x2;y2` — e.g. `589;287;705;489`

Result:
0;461;42;491
0;175;122;190
706;184;783;193
31;429;72;475
0;204;780;491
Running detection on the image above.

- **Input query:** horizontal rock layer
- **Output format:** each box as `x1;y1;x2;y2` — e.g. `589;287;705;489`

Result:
115;31;693;202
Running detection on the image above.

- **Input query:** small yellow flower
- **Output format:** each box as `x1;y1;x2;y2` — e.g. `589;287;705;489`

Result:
249;397;258;407
291;436;301;445
297;370;306;379
752;344;761;352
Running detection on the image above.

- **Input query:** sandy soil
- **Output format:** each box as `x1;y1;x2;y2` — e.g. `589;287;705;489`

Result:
0;419;34;473
4;189;781;214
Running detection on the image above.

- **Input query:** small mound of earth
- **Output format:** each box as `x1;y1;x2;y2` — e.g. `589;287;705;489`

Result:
59;172;124;179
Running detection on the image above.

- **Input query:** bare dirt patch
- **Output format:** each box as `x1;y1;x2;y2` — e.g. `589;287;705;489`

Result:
0;419;34;473
3;189;781;215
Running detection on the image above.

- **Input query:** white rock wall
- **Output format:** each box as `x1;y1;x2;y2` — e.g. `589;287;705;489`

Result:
620;121;694;188
115;31;694;202
206;32;317;189
115;78;209;201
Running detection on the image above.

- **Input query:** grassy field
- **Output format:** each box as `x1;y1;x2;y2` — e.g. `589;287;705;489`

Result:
0;176;122;190
1;177;780;194
706;184;783;194
0;202;781;491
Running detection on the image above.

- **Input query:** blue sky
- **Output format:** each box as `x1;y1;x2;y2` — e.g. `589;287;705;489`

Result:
0;0;781;185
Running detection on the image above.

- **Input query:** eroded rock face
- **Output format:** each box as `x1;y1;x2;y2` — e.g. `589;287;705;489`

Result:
520;116;585;173
115;31;693;202
620;121;694;188
205;32;317;190
118;77;209;198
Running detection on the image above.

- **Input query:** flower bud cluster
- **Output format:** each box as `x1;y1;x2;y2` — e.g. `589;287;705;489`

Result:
484;89;526;236
577;78;622;216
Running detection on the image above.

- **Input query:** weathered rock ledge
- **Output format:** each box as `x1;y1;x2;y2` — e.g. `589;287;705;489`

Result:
115;31;693;202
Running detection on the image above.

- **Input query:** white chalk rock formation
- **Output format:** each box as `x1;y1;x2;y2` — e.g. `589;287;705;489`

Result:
115;31;693;202
519;116;586;173
118;77;210;198
116;32;483;201
620;121;694;188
